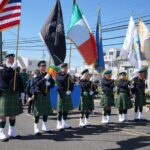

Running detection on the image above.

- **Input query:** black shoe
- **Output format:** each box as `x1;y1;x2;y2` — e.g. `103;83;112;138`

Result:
35;132;42;136
42;130;51;134
134;119;139;122
9;135;21;139
1;137;9;142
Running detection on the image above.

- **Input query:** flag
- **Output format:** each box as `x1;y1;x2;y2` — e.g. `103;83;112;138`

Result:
0;0;21;31
67;1;97;65
144;36;150;61
0;0;9;12
138;18;149;53
95;8;105;72
40;0;66;66
120;16;135;58
128;26;142;69
138;18;150;61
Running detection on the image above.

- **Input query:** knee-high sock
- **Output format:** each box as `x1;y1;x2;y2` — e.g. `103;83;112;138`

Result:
119;109;123;115
9;119;16;127
85;111;89;119
34;116;39;124
139;106;143;113
57;112;62;121
0;121;6;128
123;109;127;114
63;112;68;120
135;106;138;113
80;111;84;119
43;115;48;122
107;109;111;116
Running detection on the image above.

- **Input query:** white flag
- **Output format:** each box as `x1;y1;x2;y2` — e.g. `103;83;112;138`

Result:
138;18;149;53
128;27;142;69
120;16;135;58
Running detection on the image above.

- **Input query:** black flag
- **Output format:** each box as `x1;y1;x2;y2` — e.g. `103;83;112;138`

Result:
40;0;66;66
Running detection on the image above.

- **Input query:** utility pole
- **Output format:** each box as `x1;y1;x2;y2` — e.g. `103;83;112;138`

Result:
0;32;2;64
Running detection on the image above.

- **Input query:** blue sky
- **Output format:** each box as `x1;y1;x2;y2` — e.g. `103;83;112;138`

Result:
3;0;150;67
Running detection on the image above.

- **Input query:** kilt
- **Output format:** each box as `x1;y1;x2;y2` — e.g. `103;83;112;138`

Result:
34;93;52;117
79;92;94;111
57;92;73;112
100;92;114;107
115;92;133;109
0;93;23;116
135;92;146;107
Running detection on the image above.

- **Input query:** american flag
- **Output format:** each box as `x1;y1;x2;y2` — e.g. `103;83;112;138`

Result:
0;0;9;12
0;0;21;31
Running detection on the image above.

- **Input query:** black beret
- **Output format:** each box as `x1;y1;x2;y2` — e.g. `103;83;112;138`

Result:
61;63;68;68
37;60;46;67
5;53;15;58
82;69;89;75
119;72;127;76
104;69;112;75
139;67;147;73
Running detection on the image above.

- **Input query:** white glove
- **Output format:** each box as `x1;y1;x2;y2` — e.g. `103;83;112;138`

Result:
46;81;50;86
27;97;33;103
11;62;18;69
67;69;70;74
21;92;25;100
89;91;94;96
33;74;37;78
0;66;4;70
90;77;93;81
128;85;134;89
44;74;50;80
66;91;71;95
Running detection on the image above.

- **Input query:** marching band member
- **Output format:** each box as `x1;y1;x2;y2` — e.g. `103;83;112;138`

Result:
101;69;114;124
132;67;147;121
116;71;133;122
30;61;55;135
79;69;95;127
0;54;24;142
56;63;74;130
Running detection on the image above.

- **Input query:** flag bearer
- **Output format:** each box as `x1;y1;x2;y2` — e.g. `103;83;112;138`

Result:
116;71;133;122
79;69;95;127
56;63;74;130
0;54;24;142
132;67;147;121
101;69;114;124
30;61;55;135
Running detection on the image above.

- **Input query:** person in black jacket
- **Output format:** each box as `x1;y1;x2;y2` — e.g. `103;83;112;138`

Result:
56;63;74;130
116;71;133;122
132;67;147;121
29;61;55;136
79;69;95;127
101;69;114;124
0;54;24;142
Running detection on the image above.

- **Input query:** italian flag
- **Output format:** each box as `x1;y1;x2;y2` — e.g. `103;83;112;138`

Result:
67;3;98;65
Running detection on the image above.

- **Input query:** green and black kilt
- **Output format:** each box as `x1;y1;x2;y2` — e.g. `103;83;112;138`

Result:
57;92;73;112
135;92;146;107
79;92;94;111
100;92;114;107
34;93;52;117
115;92;133;110
0;93;23;116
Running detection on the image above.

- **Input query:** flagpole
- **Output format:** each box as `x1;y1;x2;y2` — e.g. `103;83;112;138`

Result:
68;41;72;91
13;25;20;92
45;56;52;94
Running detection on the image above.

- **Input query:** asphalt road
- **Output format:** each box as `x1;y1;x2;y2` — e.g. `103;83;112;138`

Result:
1;101;150;150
